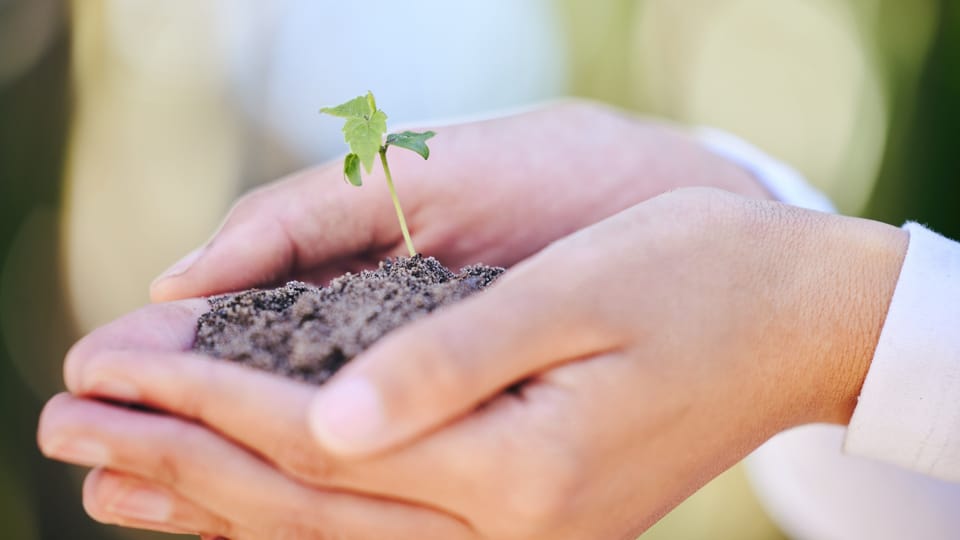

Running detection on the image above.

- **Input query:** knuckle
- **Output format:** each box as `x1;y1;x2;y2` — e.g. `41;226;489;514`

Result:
178;383;205;422
152;449;182;486
272;443;337;486
142;420;195;486
179;358;217;419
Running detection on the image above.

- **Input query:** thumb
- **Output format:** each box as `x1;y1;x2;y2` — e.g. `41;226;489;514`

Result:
306;257;605;457
149;166;394;302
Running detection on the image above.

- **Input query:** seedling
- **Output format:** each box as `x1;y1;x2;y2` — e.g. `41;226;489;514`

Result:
321;91;435;257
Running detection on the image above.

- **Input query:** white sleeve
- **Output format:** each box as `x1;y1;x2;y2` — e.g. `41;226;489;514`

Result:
700;128;960;540
845;222;960;481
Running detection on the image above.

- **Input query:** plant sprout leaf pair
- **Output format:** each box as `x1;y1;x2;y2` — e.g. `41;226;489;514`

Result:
320;91;435;256
320;92;435;184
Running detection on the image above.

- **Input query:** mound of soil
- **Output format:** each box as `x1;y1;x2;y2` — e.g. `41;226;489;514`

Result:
192;256;503;384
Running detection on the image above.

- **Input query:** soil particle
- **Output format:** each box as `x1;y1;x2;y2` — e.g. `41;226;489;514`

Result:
193;255;503;384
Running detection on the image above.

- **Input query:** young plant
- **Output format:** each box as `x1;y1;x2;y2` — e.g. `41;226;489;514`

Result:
321;91;435;257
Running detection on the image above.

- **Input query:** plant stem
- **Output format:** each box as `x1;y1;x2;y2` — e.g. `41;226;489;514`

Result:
379;149;417;257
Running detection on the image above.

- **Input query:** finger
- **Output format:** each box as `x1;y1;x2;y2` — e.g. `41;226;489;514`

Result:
65;349;470;507
66;350;343;485
63;300;208;397
38;393;312;520
39;394;472;539
83;467;234;537
305;252;621;457
149;163;405;303
60;345;664;538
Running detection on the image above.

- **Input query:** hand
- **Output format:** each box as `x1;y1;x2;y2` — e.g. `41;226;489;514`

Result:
149;100;767;302
38;300;476;538
40;188;906;539
303;187;907;456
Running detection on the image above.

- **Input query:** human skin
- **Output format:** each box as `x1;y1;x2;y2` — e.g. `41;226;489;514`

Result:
147;100;768;301
37;104;908;538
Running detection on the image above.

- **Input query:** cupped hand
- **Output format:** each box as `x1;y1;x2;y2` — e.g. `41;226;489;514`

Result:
38;299;691;539
149;100;767;302
38;300;476;538
41;188;906;539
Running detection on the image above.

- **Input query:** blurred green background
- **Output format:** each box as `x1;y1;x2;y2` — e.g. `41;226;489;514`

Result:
1;1;957;538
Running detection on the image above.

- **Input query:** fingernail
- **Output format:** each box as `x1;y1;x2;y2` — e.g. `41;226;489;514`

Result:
309;377;385;455
107;487;172;523
153;246;204;284
88;378;140;403
48;437;110;466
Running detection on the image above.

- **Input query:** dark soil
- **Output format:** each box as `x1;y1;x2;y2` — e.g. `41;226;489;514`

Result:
192;256;504;384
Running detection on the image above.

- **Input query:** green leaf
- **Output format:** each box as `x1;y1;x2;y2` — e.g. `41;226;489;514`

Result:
365;91;377;114
385;130;436;160
343;153;362;186
343;109;387;172
320;95;372;119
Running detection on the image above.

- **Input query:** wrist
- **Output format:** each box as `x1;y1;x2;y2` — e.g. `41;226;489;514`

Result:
790;213;908;426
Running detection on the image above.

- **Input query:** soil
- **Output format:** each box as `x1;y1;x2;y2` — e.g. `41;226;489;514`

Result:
192;256;504;384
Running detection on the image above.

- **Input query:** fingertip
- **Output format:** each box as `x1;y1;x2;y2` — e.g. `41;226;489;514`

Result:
149;247;206;302
308;376;386;457
148;277;185;304
82;467;107;519
63;339;90;394
153;216;299;302
36;392;76;454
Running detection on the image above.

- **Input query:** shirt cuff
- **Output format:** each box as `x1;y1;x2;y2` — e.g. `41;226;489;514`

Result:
844;222;960;481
